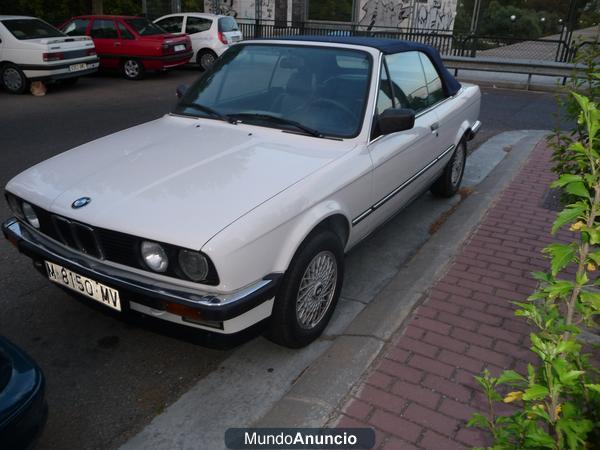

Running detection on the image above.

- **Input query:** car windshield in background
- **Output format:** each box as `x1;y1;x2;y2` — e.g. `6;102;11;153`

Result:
125;18;165;35
2;19;64;40
175;44;371;138
218;17;238;32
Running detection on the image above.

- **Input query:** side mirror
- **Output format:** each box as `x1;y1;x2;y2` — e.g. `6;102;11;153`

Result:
175;84;188;99
377;108;415;135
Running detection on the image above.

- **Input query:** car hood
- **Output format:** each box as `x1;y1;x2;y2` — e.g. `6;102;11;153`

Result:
6;115;349;249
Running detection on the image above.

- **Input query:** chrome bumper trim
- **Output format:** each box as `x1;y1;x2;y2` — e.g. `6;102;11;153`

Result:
2;218;280;320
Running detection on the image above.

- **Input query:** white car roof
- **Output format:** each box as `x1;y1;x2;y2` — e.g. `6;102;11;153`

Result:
0;15;36;20
156;12;234;20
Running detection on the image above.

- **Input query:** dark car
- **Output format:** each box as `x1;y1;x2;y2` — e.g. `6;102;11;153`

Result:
0;336;47;449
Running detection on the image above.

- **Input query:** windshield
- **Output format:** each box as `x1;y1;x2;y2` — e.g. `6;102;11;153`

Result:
2;18;64;40
174;44;371;138
125;18;166;36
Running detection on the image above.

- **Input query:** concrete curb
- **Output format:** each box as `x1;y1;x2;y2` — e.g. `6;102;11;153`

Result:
254;130;549;429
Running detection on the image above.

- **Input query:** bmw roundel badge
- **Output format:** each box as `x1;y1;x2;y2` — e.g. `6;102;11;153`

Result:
71;197;91;209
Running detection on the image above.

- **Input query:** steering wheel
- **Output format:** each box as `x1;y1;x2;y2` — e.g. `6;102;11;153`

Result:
304;98;358;122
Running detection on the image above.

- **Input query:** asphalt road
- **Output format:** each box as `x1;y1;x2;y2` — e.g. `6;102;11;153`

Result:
0;70;566;449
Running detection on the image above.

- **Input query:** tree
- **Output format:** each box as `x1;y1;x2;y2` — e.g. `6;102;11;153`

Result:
476;1;542;38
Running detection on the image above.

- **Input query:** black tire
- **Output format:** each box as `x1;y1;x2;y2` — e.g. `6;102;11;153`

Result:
431;139;467;198
197;49;217;71
268;230;344;348
121;59;145;80
1;63;28;94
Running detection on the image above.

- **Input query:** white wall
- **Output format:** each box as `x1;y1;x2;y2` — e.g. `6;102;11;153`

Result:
357;0;457;30
203;0;457;30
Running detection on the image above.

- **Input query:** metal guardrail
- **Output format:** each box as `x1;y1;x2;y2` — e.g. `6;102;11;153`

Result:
442;56;583;89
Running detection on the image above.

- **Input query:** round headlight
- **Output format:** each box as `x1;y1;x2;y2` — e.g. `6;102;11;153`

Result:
178;249;209;282
22;202;40;229
141;241;168;272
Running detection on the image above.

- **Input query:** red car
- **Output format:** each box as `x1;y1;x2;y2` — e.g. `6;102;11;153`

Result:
60;15;192;80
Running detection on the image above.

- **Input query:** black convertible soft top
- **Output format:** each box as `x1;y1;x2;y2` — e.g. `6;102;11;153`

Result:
270;35;462;97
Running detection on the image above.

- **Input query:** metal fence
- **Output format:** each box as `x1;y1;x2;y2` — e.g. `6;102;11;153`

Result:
236;19;580;63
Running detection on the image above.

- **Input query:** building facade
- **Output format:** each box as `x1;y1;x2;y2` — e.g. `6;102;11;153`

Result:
203;0;458;31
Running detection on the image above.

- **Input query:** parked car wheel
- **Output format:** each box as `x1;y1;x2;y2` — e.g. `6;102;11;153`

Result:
431;139;467;198
268;230;344;348
122;59;145;80
1;63;28;94
197;49;217;71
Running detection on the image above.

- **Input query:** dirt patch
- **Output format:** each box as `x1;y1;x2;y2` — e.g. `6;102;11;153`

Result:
429;187;474;235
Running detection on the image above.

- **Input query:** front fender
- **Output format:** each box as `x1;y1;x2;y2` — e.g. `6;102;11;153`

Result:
201;200;352;292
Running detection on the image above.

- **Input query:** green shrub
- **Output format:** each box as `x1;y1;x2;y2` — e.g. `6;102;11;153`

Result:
469;93;600;449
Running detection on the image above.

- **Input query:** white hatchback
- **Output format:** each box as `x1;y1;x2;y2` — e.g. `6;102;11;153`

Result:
154;13;242;71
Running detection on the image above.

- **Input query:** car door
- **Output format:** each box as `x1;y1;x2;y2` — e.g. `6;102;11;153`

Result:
115;21;137;59
185;16;213;53
365;51;442;229
89;18;120;69
418;52;461;159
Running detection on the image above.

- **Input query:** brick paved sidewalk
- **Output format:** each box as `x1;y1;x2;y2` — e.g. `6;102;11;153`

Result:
334;139;576;449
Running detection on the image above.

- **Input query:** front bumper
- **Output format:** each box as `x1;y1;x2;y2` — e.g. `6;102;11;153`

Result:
2;218;280;334
467;120;482;141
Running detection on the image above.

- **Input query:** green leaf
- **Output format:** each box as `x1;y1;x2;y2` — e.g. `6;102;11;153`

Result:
587;228;600;245
576;270;589;286
531;271;552;283
588;251;600;265
544;243;576;276
497;370;526;386
551;173;582;188
565;181;590;198
467;412;488;429
524;427;555;448
522;384;549;401
585;384;600;393
552;204;586;234
580;290;600;310
556;339;580;355
545;280;575;300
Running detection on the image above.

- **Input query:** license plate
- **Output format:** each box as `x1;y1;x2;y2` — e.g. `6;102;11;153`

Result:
231;36;241;42
45;261;121;311
174;44;186;52
69;63;88;72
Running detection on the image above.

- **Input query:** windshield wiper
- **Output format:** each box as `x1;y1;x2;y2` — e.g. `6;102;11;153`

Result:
178;102;232;122
228;113;324;138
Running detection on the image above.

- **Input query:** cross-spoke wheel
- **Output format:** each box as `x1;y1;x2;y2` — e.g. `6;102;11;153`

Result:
296;251;338;330
268;230;344;348
431;139;467;198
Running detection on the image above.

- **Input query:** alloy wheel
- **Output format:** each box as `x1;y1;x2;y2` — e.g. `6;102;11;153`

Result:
3;67;23;92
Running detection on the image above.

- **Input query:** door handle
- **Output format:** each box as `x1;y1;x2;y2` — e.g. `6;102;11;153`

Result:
430;122;439;131
114;42;120;47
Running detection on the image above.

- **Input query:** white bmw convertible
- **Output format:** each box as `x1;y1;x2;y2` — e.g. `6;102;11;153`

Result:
3;37;480;348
